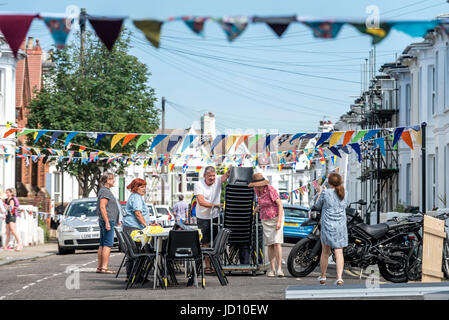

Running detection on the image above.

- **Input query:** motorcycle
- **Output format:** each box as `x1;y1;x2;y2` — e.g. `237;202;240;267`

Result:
404;211;449;281
287;199;423;283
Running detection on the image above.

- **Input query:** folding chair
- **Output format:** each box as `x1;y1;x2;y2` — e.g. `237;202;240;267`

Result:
121;231;156;289
164;230;205;288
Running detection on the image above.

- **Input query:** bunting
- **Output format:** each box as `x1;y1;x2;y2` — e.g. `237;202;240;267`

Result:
401;130;414;150
64;132;78;148
133;20;163;48
111;133;127;149
374;137;386;156
182;17;207;36
329;131;344;147
42;16;72;49
302;21;344;39
218;16;248;41
88;17;124;51
0;14;37;58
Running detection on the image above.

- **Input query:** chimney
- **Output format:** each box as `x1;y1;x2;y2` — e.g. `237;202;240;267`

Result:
27;37;34;49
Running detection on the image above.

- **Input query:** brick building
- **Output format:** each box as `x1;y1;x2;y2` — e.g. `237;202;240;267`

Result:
15;37;52;212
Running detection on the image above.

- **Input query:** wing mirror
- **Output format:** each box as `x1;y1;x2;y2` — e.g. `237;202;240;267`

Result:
358;199;367;206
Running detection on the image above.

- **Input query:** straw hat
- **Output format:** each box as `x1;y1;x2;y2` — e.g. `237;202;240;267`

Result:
248;173;269;187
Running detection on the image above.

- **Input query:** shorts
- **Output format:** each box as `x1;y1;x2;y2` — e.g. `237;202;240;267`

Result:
99;219;116;247
5;213;17;224
197;217;218;245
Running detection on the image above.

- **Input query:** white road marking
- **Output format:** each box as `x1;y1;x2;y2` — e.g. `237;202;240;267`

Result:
0;296;5;300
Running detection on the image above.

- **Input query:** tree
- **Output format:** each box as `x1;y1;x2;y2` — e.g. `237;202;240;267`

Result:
27;28;159;197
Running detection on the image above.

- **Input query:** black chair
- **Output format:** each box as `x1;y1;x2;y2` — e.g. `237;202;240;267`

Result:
202;228;231;286
164;230;205;288
121;231;157;289
113;227;128;278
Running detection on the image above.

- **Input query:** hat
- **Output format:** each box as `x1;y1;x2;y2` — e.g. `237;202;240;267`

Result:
248;173;269;187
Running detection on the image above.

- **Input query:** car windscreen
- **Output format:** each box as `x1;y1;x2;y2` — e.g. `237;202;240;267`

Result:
66;201;97;217
284;208;308;218
156;207;169;215
146;205;155;215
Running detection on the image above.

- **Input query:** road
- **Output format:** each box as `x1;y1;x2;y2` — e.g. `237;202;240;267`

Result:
0;243;379;300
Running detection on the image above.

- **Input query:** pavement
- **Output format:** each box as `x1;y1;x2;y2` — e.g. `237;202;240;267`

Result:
0;241;58;266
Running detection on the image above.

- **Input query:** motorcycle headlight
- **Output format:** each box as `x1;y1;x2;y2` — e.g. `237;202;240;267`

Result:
59;224;75;232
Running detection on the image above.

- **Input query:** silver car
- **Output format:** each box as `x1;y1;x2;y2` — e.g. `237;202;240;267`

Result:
56;198;119;254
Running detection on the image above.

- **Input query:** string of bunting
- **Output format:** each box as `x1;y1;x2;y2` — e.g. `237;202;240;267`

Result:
2;124;421;156
0;12;447;59
0;127;420;171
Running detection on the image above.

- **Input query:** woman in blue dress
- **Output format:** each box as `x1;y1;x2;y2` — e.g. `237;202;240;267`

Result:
313;172;348;286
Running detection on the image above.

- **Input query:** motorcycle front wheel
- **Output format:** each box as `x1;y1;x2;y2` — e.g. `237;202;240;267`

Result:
287;238;321;278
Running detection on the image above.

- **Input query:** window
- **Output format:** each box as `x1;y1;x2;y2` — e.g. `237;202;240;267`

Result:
54;173;61;203
446;46;449;109
186;172;199;192
406;163;411;205
405;84;411;126
428;65;436;117
419;67;422;122
428;154;436;210
436;51;439;112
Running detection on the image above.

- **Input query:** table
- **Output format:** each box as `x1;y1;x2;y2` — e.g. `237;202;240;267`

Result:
131;226;203;288
131;226;171;289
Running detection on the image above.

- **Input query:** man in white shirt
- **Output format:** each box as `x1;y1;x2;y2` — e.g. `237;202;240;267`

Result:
194;166;230;273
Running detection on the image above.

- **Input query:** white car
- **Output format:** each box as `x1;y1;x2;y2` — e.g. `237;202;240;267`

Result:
56;198;119;255
154;205;175;226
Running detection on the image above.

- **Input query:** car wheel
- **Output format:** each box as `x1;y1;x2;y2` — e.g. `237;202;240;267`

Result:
58;244;75;255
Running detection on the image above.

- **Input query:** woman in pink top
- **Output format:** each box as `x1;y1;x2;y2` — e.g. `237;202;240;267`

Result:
249;173;284;277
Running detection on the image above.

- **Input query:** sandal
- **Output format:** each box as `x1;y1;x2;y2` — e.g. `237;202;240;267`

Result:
100;268;115;274
335;279;344;286
96;267;102;273
15;245;23;252
317;276;327;285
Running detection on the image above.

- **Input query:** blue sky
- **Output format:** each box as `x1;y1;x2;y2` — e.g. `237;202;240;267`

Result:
6;0;449;133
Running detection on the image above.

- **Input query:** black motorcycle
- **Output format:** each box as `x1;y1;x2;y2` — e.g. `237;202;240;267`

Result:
403;211;449;281
287;199;423;283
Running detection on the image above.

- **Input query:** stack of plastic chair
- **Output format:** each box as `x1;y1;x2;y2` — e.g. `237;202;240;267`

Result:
223;167;255;252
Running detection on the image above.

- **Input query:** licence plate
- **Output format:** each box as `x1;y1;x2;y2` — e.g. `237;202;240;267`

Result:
285;222;299;227
81;233;100;239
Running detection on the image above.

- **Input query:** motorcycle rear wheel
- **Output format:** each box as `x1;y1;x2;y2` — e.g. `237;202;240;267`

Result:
443;238;449;279
378;251;408;283
287;238;321;278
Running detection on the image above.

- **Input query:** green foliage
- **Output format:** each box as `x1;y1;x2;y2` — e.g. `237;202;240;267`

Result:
438;194;447;207
27;28;159;197
38;216;50;243
394;203;406;213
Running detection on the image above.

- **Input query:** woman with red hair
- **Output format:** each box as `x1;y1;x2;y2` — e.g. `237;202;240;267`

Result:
122;178;151;279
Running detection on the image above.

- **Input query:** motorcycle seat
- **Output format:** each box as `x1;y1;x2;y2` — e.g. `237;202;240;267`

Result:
357;223;389;239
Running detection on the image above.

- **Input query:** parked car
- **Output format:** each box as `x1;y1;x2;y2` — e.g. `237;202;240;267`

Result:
56;198;119;255
283;205;313;240
154;205;175;226
119;200;173;226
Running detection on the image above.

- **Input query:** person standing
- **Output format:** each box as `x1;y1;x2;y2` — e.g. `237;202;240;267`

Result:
96;173;120;274
1;188;22;251
313;172;348;286
172;195;188;223
194;166;230;273
249;173;284;277
122;178;151;278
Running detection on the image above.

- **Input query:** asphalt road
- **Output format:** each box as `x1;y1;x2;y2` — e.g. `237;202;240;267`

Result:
0;243;379;300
